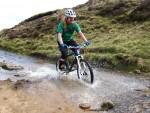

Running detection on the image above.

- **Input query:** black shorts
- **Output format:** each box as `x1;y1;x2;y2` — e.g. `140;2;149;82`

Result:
58;40;79;59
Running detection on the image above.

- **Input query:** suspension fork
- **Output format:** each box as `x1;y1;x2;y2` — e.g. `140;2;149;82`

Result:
76;55;84;69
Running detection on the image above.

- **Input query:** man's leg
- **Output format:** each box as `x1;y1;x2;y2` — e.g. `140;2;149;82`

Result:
58;42;68;60
57;42;68;69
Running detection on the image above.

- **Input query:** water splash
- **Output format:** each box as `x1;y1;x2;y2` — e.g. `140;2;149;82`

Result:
26;67;59;79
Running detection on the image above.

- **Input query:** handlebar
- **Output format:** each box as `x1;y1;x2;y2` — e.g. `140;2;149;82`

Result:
67;43;87;49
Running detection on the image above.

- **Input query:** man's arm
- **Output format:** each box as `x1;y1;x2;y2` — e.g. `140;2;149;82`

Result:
78;31;88;42
58;33;63;45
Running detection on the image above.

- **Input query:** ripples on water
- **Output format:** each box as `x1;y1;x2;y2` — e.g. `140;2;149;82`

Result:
0;50;149;110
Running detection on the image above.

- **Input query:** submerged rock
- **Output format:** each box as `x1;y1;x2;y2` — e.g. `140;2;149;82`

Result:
101;100;114;111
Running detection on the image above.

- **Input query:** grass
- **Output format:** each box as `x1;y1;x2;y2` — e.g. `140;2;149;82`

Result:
0;2;150;75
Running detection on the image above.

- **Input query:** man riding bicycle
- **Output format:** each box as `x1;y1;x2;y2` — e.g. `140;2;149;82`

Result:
56;8;90;69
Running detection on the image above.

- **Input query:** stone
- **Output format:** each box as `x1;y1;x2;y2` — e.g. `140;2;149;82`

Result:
134;105;143;113
79;103;91;110
134;69;141;74
143;102;150;109
101;100;114;111
1;63;24;71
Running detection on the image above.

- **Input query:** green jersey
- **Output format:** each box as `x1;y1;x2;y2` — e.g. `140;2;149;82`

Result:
56;21;81;42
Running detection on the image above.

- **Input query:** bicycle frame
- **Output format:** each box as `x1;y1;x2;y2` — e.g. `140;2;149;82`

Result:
67;55;82;72
56;43;94;84
66;45;85;73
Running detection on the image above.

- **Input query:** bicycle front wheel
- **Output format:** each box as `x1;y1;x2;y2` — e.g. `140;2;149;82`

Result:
77;59;94;84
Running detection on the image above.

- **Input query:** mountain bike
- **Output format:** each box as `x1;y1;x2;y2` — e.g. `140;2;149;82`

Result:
56;44;94;84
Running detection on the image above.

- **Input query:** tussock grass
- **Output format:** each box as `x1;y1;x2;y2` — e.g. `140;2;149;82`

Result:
0;0;150;74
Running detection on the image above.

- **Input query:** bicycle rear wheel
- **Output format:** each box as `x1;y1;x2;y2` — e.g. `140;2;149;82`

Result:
56;59;69;73
77;59;94;84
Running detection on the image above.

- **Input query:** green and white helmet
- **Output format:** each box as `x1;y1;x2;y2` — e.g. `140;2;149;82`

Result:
65;8;76;18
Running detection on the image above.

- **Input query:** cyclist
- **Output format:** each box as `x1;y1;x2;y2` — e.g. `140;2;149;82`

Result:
56;8;90;69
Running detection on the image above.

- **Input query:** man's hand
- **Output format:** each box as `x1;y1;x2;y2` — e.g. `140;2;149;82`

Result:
85;40;91;46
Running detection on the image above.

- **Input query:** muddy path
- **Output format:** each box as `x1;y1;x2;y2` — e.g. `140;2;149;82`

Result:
0;79;89;113
0;50;150;113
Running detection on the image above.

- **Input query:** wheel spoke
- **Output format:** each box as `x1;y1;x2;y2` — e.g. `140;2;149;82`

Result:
77;59;94;84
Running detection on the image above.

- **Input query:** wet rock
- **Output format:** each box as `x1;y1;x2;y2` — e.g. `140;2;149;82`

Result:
4;78;12;83
12;79;31;90
143;102;150;109
147;85;150;89
134;104;143;113
0;60;24;71
1;64;24;71
101;100;114;111
134;89;143;92
79;103;91;110
14;74;21;77
141;93;150;99
129;71;133;74
14;74;26;77
146;85;150;89
13;81;24;90
142;88;150;97
134;69;141;74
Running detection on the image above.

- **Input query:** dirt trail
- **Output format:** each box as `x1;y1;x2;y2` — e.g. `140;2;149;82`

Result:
0;80;95;113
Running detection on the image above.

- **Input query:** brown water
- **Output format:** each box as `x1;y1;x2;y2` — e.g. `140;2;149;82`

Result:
0;50;150;113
